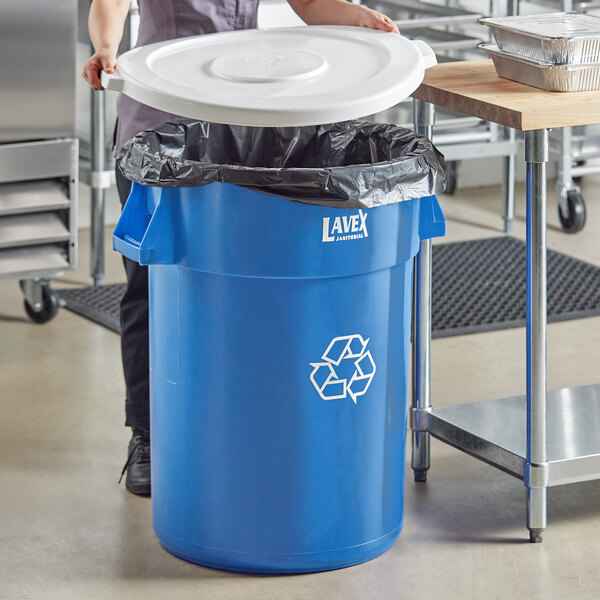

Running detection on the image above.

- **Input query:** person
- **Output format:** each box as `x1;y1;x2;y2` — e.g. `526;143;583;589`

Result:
82;0;399;497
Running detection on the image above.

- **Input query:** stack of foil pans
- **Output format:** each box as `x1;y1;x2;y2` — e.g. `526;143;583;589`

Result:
480;12;600;91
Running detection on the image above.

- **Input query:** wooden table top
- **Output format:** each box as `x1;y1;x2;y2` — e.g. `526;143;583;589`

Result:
412;60;600;131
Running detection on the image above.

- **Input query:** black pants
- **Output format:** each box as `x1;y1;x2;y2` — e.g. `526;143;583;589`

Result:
116;165;150;432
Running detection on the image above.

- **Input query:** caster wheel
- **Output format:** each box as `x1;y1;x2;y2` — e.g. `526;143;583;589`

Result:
443;160;457;195
23;285;60;324
558;190;586;234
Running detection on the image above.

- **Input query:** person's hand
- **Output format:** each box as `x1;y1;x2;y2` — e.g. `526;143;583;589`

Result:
288;0;400;34
82;48;117;91
353;5;399;34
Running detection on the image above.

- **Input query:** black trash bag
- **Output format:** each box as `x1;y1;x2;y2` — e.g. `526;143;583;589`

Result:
118;120;446;209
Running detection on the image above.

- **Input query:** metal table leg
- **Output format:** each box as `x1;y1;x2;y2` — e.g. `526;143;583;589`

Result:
90;88;107;287
524;129;549;543
507;0;520;15
411;99;435;482
557;126;578;213
503;127;516;234
88;6;140;287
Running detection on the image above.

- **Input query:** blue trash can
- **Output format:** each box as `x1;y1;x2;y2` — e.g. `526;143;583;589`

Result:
113;120;445;573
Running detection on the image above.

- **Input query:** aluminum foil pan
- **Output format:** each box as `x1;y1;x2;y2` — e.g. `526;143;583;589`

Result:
481;13;600;64
480;43;600;92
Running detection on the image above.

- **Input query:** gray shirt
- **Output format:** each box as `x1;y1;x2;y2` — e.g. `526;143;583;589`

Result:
115;0;259;152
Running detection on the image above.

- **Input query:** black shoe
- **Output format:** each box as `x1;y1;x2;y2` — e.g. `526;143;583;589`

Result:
119;429;151;497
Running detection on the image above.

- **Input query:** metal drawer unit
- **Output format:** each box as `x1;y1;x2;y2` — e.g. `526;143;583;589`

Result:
0;141;78;279
0;139;78;322
0;0;78;322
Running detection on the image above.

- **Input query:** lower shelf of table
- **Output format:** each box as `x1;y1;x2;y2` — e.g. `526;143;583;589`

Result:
426;383;600;487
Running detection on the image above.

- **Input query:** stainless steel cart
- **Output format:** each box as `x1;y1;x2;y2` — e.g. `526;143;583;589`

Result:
513;0;600;232
366;0;521;233
411;59;600;542
0;0;78;323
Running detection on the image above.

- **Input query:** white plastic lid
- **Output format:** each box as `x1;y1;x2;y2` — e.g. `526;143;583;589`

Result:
102;26;436;127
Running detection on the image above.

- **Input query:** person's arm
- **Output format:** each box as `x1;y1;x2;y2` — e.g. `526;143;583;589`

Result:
287;0;399;34
82;0;130;90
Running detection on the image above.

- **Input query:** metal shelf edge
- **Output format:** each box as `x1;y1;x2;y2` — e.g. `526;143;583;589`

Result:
428;410;526;480
0;202;71;217
549;454;600;487
426;384;600;488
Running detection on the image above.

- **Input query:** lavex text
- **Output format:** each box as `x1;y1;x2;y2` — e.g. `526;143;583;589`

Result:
322;210;368;243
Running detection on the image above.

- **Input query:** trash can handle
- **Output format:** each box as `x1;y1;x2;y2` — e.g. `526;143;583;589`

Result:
412;40;437;70
113;231;143;260
100;69;124;92
419;195;446;240
113;184;175;265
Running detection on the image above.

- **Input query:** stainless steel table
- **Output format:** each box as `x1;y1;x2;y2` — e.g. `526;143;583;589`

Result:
411;59;600;542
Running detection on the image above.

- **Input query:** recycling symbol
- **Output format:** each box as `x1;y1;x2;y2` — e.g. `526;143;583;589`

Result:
309;334;376;404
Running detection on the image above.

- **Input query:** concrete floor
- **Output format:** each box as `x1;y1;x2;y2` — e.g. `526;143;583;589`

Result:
1;175;600;600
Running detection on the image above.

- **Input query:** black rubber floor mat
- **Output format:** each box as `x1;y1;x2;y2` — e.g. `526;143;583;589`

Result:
432;236;600;338
58;283;125;333
58;237;600;338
